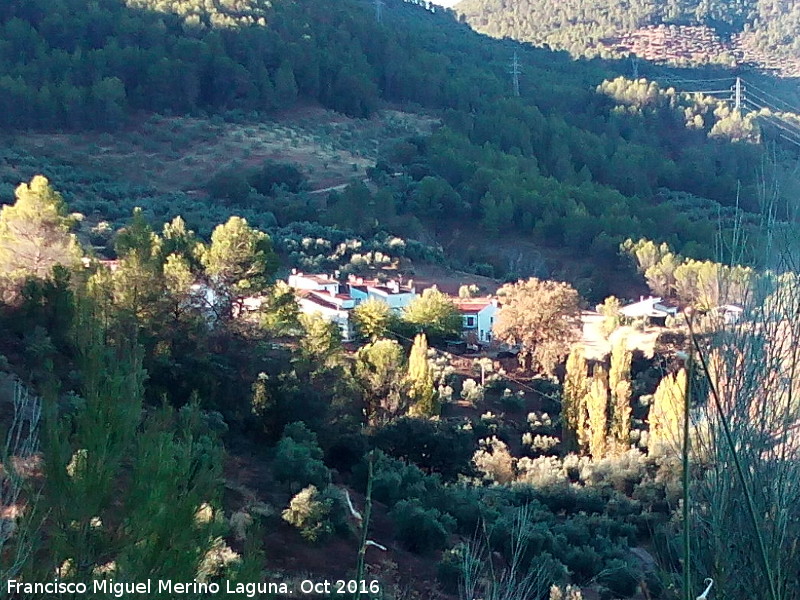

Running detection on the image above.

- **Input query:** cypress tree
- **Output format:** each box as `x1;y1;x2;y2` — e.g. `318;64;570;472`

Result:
648;368;687;456
609;338;633;449
586;366;609;459
562;345;589;451
407;333;437;417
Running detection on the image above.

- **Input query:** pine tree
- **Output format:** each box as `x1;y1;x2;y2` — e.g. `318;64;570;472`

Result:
199;216;279;320
30;299;230;585
0;175;81;296
407;333;437;417
112;208;164;323
355;339;406;425
647;368;687;456
562;345;589;450
609;338;633;449
274;60;298;106
586;367;609;459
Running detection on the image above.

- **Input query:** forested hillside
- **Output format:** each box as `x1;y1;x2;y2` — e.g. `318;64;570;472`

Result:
455;0;800;67
1;1;800;598
2;0;798;297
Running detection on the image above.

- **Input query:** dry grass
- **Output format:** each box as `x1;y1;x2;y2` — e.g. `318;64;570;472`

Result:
14;106;438;194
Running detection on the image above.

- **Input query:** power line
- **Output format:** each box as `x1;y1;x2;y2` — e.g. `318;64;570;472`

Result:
661;77;736;85
744;96;800;140
680;89;733;95
745;103;800;150
741;79;800;114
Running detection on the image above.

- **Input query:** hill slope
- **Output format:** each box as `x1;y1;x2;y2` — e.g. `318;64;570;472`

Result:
454;0;800;73
2;0;799;293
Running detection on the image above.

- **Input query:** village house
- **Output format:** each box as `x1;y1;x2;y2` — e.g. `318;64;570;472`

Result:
452;297;498;343
287;271;504;343
346;275;418;311
296;289;357;341
620;296;678;326
287;271;340;295
286;271;355;340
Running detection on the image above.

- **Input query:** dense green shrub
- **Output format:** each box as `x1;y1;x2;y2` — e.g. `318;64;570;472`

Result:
596;559;640;598
389;499;455;553
207;168;252;204
437;545;465;594
282;485;341;543
273;422;331;491
249;161;306;196
373;418;475;481
282;485;331;541
562;544;604;584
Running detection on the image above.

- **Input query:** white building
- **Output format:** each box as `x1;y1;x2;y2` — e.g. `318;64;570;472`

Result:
296;290;356;341
620;296;678;325
452;298;498;343
347;276;417;311
287;271;358;340
287;271;340;295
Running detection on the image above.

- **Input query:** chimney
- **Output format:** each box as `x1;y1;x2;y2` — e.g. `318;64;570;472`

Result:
291;268;297;275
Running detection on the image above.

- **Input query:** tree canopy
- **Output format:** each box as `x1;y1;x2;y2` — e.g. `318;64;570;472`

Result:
493;277;583;374
0;176;81;298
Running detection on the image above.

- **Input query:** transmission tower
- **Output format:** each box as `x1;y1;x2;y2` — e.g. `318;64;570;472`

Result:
630;55;639;79
509;52;521;97
374;0;384;23
733;77;743;113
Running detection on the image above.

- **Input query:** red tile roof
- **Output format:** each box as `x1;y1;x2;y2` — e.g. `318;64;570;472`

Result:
452;298;495;313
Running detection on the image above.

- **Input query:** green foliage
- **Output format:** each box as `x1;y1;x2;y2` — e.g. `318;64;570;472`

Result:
259;280;300;335
407;333;438;417
459;284;480;299
248;161;306;196
403;287;462;342
0;176;81;297
282;485;337;543
207;168;252;205
586;367;610;459
273;422;331;491
623;237;756;307
374;417;476;481
199;216;279;319
354;339;407;426
563;346;589;452
647;369;686;456
596;559;640;598
609;339;633;449
352;298;393;341
457;0;797;63
389;499;455;554
26;300;234;586
596;296;622;336
298;313;342;368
